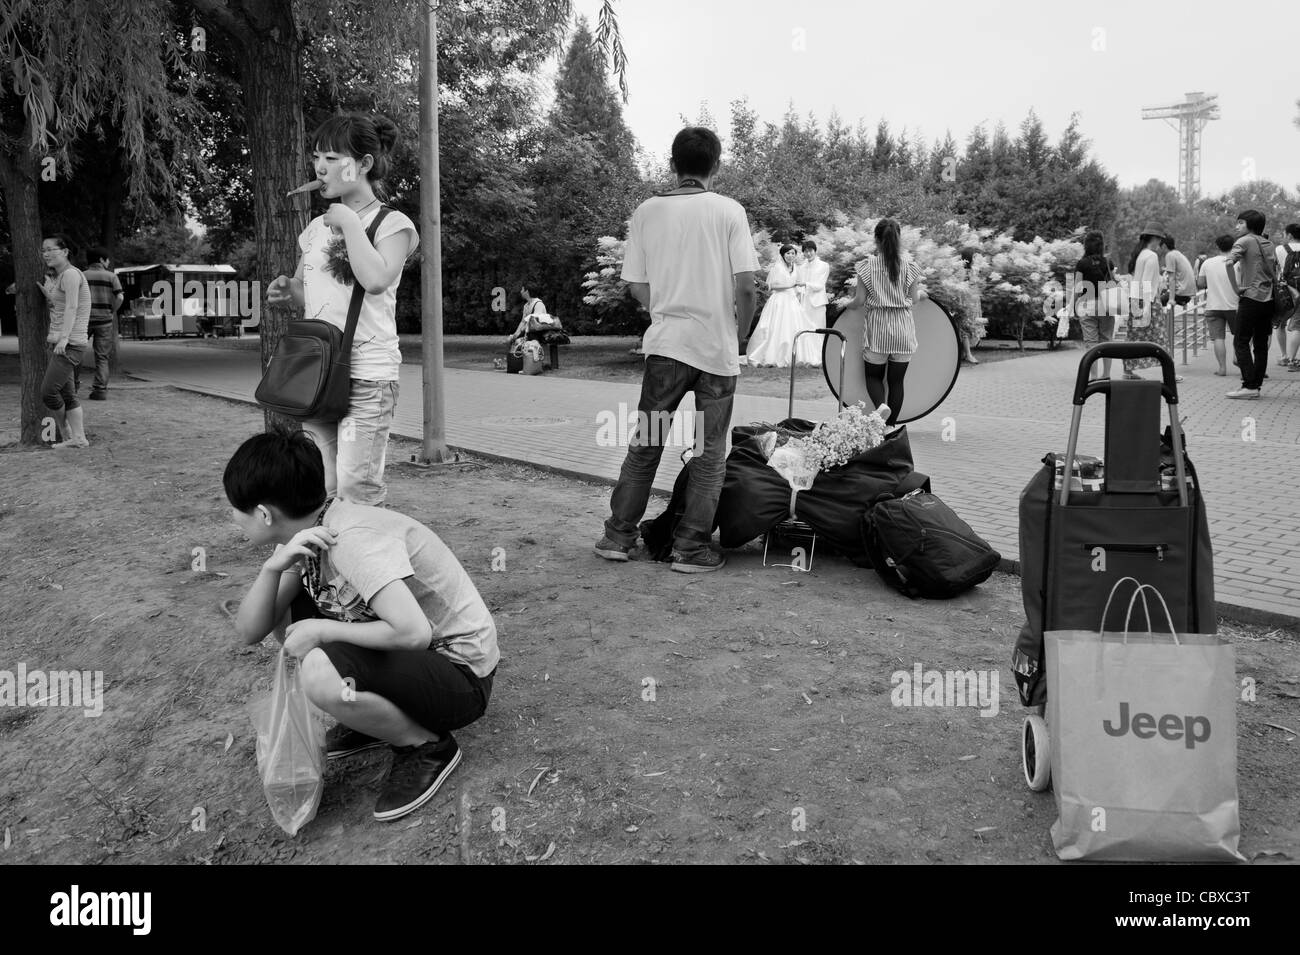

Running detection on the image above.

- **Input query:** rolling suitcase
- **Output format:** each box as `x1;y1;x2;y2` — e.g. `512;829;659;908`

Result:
1013;343;1215;759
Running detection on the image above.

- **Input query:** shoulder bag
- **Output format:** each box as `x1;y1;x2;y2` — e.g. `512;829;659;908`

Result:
256;206;393;421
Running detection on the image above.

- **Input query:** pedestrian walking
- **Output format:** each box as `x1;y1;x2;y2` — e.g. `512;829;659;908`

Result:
1196;234;1241;376
83;246;123;400
1223;210;1276;399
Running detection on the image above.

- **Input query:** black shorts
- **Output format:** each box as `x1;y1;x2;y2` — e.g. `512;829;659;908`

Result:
291;590;493;734
322;642;493;736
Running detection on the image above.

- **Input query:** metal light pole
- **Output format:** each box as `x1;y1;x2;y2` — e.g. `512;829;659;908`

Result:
417;0;452;463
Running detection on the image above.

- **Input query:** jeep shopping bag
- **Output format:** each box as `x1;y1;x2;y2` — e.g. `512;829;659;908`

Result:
1045;579;1243;862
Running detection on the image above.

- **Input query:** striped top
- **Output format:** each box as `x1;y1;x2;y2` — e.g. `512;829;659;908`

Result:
83;266;122;320
855;253;922;309
855;253;922;357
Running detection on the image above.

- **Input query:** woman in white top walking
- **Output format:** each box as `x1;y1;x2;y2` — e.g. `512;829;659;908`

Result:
267;113;418;505
847;218;925;425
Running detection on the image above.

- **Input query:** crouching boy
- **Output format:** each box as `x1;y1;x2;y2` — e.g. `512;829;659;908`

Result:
224;431;499;822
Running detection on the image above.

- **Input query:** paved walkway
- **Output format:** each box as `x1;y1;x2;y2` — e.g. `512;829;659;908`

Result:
4;335;1296;624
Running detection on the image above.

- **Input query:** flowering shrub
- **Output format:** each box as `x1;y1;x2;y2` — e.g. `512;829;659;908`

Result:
580;232;645;333
805;216;986;343
976;234;1083;342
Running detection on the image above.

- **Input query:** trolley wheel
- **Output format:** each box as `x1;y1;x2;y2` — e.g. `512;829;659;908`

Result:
1021;715;1051;792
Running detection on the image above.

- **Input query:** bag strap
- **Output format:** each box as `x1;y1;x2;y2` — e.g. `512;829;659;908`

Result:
869;469;929;509
340;205;394;354
1255;234;1278;282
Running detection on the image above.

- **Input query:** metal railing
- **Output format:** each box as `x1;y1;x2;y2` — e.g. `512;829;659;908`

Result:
1112;289;1209;365
1170;289;1209;364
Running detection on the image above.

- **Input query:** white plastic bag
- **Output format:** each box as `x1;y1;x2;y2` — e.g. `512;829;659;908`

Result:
249;646;327;836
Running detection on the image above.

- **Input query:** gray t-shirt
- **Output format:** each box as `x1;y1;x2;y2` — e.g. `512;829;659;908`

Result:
303;500;499;677
1225;234;1276;303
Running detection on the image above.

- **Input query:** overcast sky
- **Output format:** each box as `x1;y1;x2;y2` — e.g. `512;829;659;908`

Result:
569;0;1299;196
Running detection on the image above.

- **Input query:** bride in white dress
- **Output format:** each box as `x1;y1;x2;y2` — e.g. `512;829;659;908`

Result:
745;244;822;367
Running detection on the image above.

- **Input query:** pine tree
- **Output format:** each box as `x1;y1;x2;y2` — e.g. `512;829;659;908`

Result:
529;16;645;326
549;17;637;170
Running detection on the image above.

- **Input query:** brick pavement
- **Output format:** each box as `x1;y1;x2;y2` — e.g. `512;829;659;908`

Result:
3;335;1295;624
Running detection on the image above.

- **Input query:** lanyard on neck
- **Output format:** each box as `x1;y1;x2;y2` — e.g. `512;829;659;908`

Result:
663;178;706;196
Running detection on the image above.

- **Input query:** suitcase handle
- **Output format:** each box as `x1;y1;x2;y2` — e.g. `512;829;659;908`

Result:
1072;344;1178;406
791;328;847;420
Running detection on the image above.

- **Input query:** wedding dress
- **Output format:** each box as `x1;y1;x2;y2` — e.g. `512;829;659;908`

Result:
745;258;822;367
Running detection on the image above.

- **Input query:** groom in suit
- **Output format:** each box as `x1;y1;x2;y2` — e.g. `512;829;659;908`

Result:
798;240;830;328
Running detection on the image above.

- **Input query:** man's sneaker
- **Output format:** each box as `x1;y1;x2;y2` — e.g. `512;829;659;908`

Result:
593;536;631;561
670;548;726;573
373;735;461;822
1226;388;1261;399
88;392;107;401
325;723;386;760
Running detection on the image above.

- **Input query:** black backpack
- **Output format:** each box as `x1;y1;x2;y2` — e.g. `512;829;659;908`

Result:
862;477;1001;599
1283;246;1300;289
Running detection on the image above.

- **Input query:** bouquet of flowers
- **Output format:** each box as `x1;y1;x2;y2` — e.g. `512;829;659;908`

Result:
760;402;890;489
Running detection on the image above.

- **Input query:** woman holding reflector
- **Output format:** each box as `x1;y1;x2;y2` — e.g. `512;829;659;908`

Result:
846;218;926;426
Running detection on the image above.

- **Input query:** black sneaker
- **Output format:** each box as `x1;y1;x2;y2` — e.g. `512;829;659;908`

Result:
88;392;107;401
325;723;386;760
593;535;631;561
670;548;726;573
373;735;462;822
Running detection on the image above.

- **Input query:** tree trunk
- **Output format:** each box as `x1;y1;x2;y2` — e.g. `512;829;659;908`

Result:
102;141;128;376
193;0;307;434
241;19;308;434
0;140;50;445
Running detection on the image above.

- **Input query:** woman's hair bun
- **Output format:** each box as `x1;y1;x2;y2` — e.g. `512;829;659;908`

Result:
370;114;399;153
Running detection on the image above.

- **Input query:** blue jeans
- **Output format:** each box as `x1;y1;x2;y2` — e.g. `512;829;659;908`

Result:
303;378;399;505
88;321;113;394
604;355;735;556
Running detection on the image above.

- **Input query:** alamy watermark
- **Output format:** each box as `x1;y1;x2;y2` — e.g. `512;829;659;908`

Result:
150;278;261;323
0;664;104;717
595;403;705;457
890;663;999;717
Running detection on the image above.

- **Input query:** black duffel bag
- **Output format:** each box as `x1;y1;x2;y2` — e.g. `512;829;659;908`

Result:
641;422;925;563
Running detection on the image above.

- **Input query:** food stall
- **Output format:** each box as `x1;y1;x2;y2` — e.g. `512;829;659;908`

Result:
115;264;248;338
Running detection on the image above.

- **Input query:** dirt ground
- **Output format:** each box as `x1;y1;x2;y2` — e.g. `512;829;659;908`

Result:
0;355;1296;865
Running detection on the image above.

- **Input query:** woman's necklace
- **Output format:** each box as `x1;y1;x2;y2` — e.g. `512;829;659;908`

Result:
350;197;380;216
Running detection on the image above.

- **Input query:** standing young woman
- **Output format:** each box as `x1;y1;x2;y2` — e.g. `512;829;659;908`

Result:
267;113;418;505
1073;230;1116;382
38;235;92;448
848;218;925;426
1123;228;1166;379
